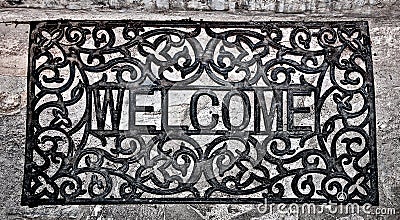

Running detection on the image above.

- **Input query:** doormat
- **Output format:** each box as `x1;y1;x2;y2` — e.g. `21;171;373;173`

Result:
22;20;378;207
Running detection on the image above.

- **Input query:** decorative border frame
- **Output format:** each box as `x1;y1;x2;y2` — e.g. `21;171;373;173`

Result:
22;20;378;207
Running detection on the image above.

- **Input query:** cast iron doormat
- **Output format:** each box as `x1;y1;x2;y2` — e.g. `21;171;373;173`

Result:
22;20;378;207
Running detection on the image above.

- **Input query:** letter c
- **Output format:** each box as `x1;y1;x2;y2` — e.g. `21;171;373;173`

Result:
190;90;219;130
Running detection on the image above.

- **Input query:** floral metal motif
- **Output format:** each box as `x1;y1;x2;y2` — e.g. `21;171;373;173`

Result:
22;20;378;207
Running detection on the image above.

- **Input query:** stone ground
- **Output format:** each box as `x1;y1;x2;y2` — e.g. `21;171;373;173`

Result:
0;0;399;219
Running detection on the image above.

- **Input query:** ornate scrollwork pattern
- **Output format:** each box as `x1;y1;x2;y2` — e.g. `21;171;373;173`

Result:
22;21;377;206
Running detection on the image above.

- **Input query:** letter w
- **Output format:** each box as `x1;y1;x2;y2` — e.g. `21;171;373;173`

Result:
93;89;125;130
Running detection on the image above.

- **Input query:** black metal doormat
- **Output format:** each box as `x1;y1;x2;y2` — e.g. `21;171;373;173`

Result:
22;20;378;207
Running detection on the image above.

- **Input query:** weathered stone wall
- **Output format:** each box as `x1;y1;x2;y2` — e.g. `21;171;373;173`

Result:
0;1;399;219
1;0;399;12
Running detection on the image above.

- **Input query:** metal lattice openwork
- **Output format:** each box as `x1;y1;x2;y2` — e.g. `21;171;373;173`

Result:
22;20;378;207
